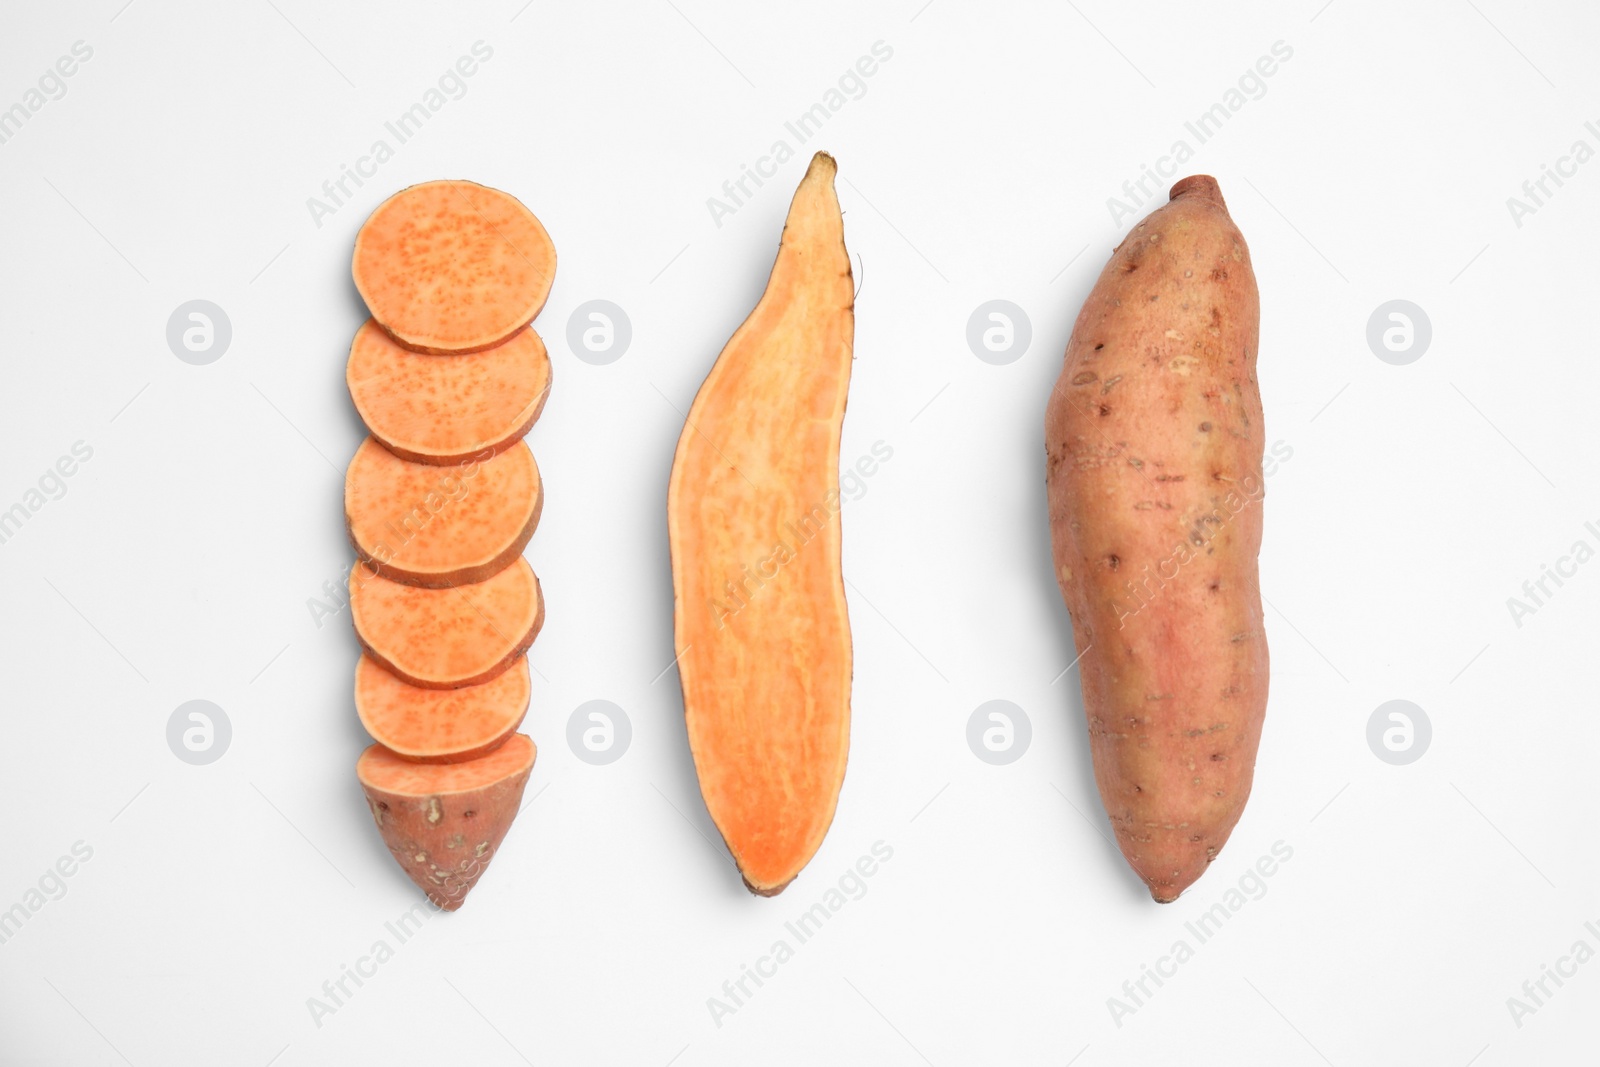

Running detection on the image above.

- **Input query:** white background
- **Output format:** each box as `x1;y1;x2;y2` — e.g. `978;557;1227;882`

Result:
1;1;1596;1063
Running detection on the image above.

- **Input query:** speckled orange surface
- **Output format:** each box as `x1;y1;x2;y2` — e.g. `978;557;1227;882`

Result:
359;728;534;795
344;436;541;587
355;654;529;763
346;319;551;464
667;153;854;896
349;556;543;688
353;180;556;354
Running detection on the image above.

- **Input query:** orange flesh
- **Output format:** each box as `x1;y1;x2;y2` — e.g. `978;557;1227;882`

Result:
355;654;529;763
667;153;855;895
350;557;543;688
346;320;552;464
345;437;542;587
352;180;556;354
358;732;535;795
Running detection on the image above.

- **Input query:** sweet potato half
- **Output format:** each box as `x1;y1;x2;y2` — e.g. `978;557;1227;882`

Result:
345;436;542;588
352;180;556;354
355;654;529;763
346;319;552;465
1045;175;1268;903
350;556;543;689
667;152;855;896
358;733;535;910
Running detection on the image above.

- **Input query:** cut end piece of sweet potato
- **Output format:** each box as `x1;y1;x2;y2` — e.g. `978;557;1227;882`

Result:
347;319;552;465
350;556;543;689
668;151;855;896
352;180;556;354
355;654;530;763
345;436;542;588
357;733;535;910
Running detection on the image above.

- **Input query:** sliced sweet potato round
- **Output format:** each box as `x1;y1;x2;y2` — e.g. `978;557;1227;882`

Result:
346;320;552;465
352;179;556;354
355;654;529;763
345;436;542;588
350;556;543;688
358;733;536;910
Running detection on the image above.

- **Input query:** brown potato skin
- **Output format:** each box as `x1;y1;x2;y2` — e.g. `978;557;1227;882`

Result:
357;737;535;910
1045;175;1267;903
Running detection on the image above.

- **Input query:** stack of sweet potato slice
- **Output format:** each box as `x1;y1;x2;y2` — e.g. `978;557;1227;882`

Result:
343;180;556;910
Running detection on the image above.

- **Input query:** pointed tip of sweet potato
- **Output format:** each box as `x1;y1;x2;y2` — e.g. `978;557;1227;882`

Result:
741;873;795;898
1129;839;1224;905
357;734;535;909
1136;865;1194;904
728;830;830;898
1168;174;1226;209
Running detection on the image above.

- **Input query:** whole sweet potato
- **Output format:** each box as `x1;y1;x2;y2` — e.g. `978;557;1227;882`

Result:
1045;175;1267;903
